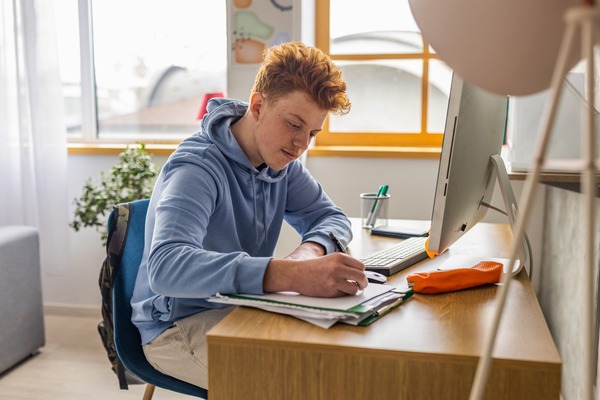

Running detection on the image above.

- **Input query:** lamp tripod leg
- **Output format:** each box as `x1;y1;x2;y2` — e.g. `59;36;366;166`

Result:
581;11;597;400
469;11;580;400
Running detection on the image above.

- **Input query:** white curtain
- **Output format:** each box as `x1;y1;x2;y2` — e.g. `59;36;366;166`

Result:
0;0;69;275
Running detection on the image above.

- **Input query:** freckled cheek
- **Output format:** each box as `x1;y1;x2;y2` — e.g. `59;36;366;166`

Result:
261;137;287;161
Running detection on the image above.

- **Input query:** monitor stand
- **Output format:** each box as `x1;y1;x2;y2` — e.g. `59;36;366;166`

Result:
489;153;532;276
438;154;531;277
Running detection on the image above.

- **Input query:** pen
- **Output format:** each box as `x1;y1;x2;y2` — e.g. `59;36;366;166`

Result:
373;296;406;316
328;232;348;254
365;184;388;227
373;289;414;316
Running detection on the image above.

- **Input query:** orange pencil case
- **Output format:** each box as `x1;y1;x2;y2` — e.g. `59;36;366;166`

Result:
406;261;503;294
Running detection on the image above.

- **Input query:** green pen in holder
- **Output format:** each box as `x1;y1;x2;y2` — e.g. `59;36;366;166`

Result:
361;185;390;228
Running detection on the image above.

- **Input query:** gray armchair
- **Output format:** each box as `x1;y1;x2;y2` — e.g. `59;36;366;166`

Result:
0;226;45;374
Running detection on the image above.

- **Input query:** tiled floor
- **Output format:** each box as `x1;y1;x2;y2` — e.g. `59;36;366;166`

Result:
0;313;194;400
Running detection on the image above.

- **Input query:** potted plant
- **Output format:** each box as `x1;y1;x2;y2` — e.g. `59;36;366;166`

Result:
70;144;159;246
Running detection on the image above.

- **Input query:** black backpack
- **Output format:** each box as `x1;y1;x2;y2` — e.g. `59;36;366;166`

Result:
97;203;142;389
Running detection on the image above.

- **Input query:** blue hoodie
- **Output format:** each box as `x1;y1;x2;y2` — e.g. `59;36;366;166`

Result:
131;98;352;344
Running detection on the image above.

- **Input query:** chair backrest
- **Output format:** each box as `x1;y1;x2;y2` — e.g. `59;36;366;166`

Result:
111;199;208;398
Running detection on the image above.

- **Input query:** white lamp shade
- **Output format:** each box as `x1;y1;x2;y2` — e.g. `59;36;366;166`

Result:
408;0;581;96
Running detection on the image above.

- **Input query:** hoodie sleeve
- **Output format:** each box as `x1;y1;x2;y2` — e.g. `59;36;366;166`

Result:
145;155;269;299
283;161;352;254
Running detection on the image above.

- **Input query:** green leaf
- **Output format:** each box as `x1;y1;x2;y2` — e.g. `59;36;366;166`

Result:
69;143;159;247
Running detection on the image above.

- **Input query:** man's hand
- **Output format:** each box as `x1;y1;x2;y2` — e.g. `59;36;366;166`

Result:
263;252;367;297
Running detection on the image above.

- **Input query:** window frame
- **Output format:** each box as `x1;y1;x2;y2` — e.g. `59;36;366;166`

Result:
313;0;444;151
76;0;98;144
68;0;443;157
70;0;226;148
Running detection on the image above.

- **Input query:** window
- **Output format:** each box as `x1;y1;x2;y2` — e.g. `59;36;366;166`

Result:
315;0;453;150
54;0;227;143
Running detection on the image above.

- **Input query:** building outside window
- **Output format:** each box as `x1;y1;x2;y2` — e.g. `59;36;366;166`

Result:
315;0;453;150
54;0;227;143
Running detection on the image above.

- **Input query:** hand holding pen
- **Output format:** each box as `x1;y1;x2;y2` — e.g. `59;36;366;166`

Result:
329;232;368;295
329;232;387;286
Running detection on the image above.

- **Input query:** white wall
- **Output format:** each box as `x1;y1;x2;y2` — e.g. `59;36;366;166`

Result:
46;153;543;310
42;153;170;311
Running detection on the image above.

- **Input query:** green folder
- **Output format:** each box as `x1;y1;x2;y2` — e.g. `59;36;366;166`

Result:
208;285;413;328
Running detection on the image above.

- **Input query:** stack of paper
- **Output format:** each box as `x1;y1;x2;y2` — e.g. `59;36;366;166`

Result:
208;284;413;329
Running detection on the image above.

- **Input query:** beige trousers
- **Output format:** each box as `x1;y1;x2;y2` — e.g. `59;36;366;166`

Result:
142;306;235;389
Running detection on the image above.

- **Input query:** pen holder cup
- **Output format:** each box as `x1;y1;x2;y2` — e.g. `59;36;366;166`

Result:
360;192;391;229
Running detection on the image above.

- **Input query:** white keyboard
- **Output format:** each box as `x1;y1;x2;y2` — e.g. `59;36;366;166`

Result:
361;236;429;276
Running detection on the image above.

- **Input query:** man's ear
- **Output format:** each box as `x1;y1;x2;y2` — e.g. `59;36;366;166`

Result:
249;92;265;121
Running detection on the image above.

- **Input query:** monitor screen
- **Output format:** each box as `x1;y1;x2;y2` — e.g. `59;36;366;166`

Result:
427;73;509;256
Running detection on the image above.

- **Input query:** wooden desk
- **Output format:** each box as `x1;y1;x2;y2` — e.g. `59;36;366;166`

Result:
207;222;561;400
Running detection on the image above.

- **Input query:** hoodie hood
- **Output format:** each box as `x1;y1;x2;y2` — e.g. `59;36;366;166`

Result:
201;97;287;183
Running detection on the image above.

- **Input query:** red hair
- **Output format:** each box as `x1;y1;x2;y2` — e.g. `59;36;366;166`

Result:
251;42;351;115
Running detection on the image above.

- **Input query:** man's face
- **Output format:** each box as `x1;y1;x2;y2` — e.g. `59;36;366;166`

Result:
250;91;328;170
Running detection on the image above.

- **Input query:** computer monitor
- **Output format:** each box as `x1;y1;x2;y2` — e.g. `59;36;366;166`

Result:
427;73;529;274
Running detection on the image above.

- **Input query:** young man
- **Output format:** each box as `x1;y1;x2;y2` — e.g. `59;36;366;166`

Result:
131;42;366;389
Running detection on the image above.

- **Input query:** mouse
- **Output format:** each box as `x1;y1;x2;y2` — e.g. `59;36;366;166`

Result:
365;270;387;284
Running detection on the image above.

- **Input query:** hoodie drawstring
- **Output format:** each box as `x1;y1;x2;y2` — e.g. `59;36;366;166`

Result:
251;173;269;250
251;174;259;247
262;184;268;248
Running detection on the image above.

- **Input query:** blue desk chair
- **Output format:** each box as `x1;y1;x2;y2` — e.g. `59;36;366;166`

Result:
110;199;208;399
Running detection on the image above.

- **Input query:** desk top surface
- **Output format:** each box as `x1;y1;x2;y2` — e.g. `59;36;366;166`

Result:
208;221;560;368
